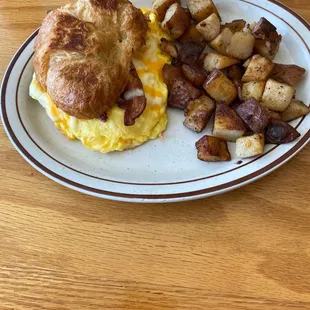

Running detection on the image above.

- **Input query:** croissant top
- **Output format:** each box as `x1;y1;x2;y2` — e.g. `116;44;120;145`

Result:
33;0;148;119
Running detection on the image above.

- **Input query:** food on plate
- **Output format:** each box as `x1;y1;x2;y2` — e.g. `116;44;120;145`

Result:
270;63;306;86
30;6;171;153
226;31;255;60
152;0;178;21
177;42;203;65
162;64;185;90
203;52;239;72
179;24;205;46
227;65;245;81
196;13;221;42
236;133;265;158
261;79;295;111
241;81;266;101
187;0;220;22
161;3;190;39
213;103;246;142
222;19;246;33
184;96;215;132
281;99;310;122
181;64;206;88
265;119;301;144
196;136;231;162
160;38;178;58
209;28;234;54
268;110;282;120
203;70;238;104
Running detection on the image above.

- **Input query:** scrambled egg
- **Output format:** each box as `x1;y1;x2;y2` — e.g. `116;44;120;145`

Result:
29;10;170;153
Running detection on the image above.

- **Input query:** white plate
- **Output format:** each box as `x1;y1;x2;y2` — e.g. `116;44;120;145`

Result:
1;0;309;203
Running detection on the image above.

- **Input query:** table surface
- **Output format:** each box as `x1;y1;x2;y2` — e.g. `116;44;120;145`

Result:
1;0;310;309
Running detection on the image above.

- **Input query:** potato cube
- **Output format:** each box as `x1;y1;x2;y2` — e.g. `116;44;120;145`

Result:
152;0;179;22
196;13;221;42
222;19;246;33
213;103;246;142
196;135;231;162
179;24;205;47
261;79;295;112
227;65;245;81
181;64;207;88
265;119;300;144
267;109;281;120
209;28;233;54
236;134;265;158
178;42;203;66
160;38;178;58
203;69;238;104
203;52;239;72
162;64;185;91
187;0;220;22
242;55;274;82
226;32;255;60
184;96;215;132
281;99;309;122
241;81;266;101
271;64;306;86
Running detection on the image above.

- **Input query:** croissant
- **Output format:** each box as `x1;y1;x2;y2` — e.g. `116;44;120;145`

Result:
33;0;148;119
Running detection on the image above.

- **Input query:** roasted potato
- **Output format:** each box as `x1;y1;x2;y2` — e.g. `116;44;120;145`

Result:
178;42;203;66
261;79;295;112
184;95;215;132
196;13;221;42
179;24;205;47
213;102;246;142
162;64;185;91
187;0;220;22
222;19;246;33
265;119;300;144
281;99;309;122
168;78;201;109
203;52;239;72
254;38;281;61
227;65;245;81
203;69;238;104
236;133;265;158
152;0;179;22
236;98;270;133
241;81;266;101
160;38;178;58
252;17;277;41
270;63;306;86
196;135;231;162
241;54;274;82
181;64;207;88
267;109;282;120
162;3;191;39
208;28;233;54
226;31;255;60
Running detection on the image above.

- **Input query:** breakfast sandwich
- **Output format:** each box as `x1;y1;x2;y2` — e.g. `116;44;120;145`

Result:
30;0;171;153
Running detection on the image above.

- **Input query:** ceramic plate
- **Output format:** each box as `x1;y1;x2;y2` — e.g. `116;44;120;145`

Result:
1;0;309;203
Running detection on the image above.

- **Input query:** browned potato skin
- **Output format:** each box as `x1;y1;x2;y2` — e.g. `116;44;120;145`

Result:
252;18;277;41
187;0;221;22
179;24;205;47
181;64;207;88
222;19;246;33
281;99;310;122
162;4;191;39
228;65;245;81
168;78;201;109
178;42;203;66
160;38;178;58
162;64;185;91
152;0;180;22
270;64;306;86
268;110;282;120
184;96;215;132
196;135;231;162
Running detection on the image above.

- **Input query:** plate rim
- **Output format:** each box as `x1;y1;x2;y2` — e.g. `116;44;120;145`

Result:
1;0;310;203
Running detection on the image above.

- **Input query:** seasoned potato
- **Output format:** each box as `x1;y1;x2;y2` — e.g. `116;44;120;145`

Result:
187;0;220;22
178;42;203;66
281;99;309;122
184;96;215;132
203;69;238;104
208;28;233;54
203;53;239;72
241;81;266;101
168;78;201;109
152;0;179;22
213;103;246;142
241;54;274;82
271;64;306;86
179;24;205;47
265;119;300;144
253;17;278;41
162;3;191;39
236;134;265;158
196;13;221;42
236;98;270;133
254;39;281;61
196;135;231;162
226;31;255;60
181;64;207;88
261;79;295;112
222;19;246;33
162;64;185;91
267;109;282;120
160;38;178;58
227;65;245;81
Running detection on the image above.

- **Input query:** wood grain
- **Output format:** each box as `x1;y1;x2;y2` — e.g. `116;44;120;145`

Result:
0;0;310;309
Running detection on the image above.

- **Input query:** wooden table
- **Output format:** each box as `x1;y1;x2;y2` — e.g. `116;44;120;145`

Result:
0;1;309;309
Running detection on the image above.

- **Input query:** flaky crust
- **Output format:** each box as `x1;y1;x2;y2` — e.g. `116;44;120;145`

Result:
34;0;148;119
